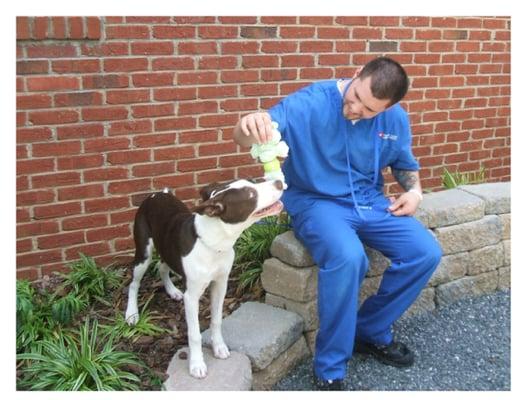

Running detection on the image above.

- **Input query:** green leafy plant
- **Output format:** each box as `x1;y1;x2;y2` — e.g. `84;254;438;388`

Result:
16;254;168;391
17;255;121;354
51;292;88;326
57;253;123;306
17;280;40;352
145;248;162;277
442;166;487;189
100;295;170;341
16;280;62;353
17;319;144;391
233;213;290;294
16;280;34;323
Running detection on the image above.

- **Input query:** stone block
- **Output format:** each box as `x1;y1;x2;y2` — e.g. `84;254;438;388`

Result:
252;336;310;390
459;182;511;214
202;302;304;371
365;246;390;277
361;282;435;320
402;287;436;319
434;215;502;255
270;231;314;267
414;208;429;227
304;330;317;355
265;293;318;331
164;347;252;391
499;213;511;240
467;243;504;275
503;240;510;266
498;267;511;290
359;275;382;305
261;257;317;302
416;188;485;228
429;252;468;287
435;271;499;307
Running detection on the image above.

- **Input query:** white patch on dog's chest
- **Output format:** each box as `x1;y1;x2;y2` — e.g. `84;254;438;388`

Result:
182;241;234;283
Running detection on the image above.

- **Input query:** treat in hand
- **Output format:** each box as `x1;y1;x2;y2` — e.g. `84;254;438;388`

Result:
250;122;289;188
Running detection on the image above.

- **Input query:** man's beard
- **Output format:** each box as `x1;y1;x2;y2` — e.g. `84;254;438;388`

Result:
343;105;361;120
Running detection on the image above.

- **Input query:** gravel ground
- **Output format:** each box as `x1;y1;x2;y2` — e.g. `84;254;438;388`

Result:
273;290;510;391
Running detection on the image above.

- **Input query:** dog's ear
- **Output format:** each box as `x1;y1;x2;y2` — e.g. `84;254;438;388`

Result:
193;199;225;217
199;183;225;201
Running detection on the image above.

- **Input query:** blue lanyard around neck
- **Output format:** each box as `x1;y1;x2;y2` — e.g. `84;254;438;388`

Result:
341;79;382;217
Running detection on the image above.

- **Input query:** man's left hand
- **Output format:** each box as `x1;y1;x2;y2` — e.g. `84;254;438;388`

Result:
387;192;421;216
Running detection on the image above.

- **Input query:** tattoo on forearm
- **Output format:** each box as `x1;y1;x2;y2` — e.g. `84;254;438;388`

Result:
392;169;419;191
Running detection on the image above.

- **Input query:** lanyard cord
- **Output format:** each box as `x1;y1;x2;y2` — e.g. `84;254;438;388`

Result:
373;128;380;188
344;126;365;220
343;79;365;220
342;79;382;217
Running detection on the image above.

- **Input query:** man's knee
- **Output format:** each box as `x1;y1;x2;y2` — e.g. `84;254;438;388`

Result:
332;245;368;271
293;215;367;276
417;233;443;273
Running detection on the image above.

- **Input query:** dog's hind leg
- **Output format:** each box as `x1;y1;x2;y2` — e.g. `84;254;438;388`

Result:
209;275;230;359
125;238;154;325
158;262;183;301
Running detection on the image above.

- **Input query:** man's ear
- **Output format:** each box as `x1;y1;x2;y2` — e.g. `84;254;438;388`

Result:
353;66;363;79
193;199;224;217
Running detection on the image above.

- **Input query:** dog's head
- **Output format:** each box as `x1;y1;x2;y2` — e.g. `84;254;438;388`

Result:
194;179;284;224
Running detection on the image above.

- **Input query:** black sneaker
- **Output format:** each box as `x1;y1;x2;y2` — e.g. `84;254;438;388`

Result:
313;374;344;391
354;338;414;368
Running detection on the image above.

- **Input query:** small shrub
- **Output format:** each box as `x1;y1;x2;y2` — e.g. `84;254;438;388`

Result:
17;319;144;391
16;280;62;353
51;292;88;326
442;166;486;189
16;255;168;390
233;213;290;295
100;295;170;341
17;254;121;353
57;253;123;306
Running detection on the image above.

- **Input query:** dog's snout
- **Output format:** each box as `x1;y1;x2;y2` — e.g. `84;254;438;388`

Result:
273;180;284;191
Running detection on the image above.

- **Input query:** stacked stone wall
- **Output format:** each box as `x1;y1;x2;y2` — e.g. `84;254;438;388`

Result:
262;183;511;353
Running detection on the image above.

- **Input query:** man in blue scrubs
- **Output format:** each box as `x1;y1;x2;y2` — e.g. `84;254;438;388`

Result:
233;57;442;390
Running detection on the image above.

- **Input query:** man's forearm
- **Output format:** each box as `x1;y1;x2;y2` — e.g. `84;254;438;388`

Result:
388;169;423;215
392;169;422;192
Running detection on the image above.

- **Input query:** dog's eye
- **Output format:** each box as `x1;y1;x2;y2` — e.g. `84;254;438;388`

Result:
246;188;257;199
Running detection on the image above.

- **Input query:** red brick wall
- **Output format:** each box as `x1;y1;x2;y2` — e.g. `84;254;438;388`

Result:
16;16;511;279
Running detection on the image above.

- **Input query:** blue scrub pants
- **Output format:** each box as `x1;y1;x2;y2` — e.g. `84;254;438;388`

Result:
291;198;442;381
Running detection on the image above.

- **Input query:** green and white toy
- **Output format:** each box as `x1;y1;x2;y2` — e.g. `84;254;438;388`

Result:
250;121;289;187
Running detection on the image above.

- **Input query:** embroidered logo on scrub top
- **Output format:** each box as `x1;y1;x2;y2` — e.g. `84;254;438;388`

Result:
378;132;398;141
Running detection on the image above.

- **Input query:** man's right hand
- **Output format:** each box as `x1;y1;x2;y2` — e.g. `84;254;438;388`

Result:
234;112;274;146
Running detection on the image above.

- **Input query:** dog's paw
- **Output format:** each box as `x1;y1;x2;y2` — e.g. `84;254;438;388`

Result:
125;309;139;325
166;286;183;301
189;360;208;379
213;342;230;359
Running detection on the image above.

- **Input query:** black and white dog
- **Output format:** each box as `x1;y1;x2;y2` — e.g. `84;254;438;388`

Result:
125;179;284;378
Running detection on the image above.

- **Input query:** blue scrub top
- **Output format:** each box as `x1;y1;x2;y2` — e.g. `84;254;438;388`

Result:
268;80;419;217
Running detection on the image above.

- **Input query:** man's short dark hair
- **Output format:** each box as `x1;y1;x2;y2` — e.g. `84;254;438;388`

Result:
358;57;409;106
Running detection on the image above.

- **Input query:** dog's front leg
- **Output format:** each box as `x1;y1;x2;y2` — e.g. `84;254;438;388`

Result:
184;282;208;379
210;276;230;359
